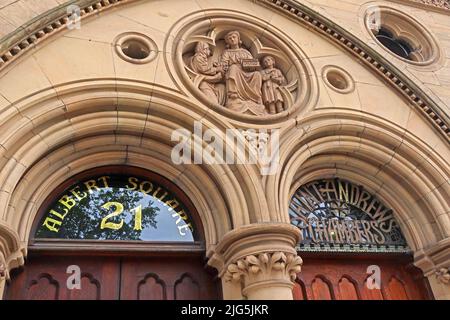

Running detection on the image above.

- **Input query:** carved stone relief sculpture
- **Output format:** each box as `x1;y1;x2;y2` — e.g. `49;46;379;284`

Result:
182;28;304;118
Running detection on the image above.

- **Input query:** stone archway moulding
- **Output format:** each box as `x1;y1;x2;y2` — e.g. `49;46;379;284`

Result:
0;0;448;140
0;79;277;282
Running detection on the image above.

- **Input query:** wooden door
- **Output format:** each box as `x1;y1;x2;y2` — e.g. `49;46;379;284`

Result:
6;255;120;300
120;256;219;300
293;254;433;300
6;253;219;300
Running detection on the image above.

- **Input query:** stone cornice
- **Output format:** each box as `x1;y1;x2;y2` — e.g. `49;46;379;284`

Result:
0;0;448;142
0;0;134;68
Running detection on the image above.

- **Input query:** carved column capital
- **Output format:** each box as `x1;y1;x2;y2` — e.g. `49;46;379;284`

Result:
0;222;25;281
414;239;450;299
224;251;302;283
208;223;302;299
435;267;450;285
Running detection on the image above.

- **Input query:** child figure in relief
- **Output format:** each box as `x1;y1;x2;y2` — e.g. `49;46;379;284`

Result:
260;55;286;114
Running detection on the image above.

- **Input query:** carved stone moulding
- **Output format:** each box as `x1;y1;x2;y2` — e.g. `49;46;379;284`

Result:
166;10;318;124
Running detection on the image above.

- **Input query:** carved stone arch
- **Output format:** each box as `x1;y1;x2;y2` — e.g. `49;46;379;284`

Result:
0;80;272;278
0;0;448;301
268;113;450;254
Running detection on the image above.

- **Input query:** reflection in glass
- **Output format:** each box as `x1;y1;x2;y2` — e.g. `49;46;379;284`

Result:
35;175;195;242
289;178;408;249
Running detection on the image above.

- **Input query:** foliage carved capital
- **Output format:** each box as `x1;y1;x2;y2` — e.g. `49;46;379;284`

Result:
224;251;302;283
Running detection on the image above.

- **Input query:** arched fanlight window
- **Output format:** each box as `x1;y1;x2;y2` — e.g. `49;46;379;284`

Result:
33;168;197;242
289;178;409;253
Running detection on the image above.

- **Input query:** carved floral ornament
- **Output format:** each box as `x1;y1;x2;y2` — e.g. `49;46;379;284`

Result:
171;13;316;122
0;263;5;278
223;251;303;283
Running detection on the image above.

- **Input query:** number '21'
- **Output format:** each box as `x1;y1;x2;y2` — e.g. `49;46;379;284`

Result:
100;202;142;231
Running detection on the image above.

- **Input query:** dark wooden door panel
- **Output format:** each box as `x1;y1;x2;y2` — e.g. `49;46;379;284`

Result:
294;255;432;300
136;273;167;300
7;255;120;300
338;277;360;300
119;256;218;300
7;253;219;300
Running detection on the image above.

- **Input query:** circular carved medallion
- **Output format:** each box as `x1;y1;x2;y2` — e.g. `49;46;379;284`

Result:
166;11;318;124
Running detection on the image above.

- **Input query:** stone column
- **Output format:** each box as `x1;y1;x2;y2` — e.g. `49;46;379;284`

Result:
0;223;26;300
414;238;450;300
208;223;302;300
0;263;5;299
428;267;450;300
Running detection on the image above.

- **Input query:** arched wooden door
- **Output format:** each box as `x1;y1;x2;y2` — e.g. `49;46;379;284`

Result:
6;167;220;300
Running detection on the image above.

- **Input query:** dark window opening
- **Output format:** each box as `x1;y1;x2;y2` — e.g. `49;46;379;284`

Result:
375;28;414;60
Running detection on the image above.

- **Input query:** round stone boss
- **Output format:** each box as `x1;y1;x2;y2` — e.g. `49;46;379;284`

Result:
114;32;158;64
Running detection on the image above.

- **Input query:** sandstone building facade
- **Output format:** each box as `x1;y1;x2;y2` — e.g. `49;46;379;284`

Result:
0;0;449;300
